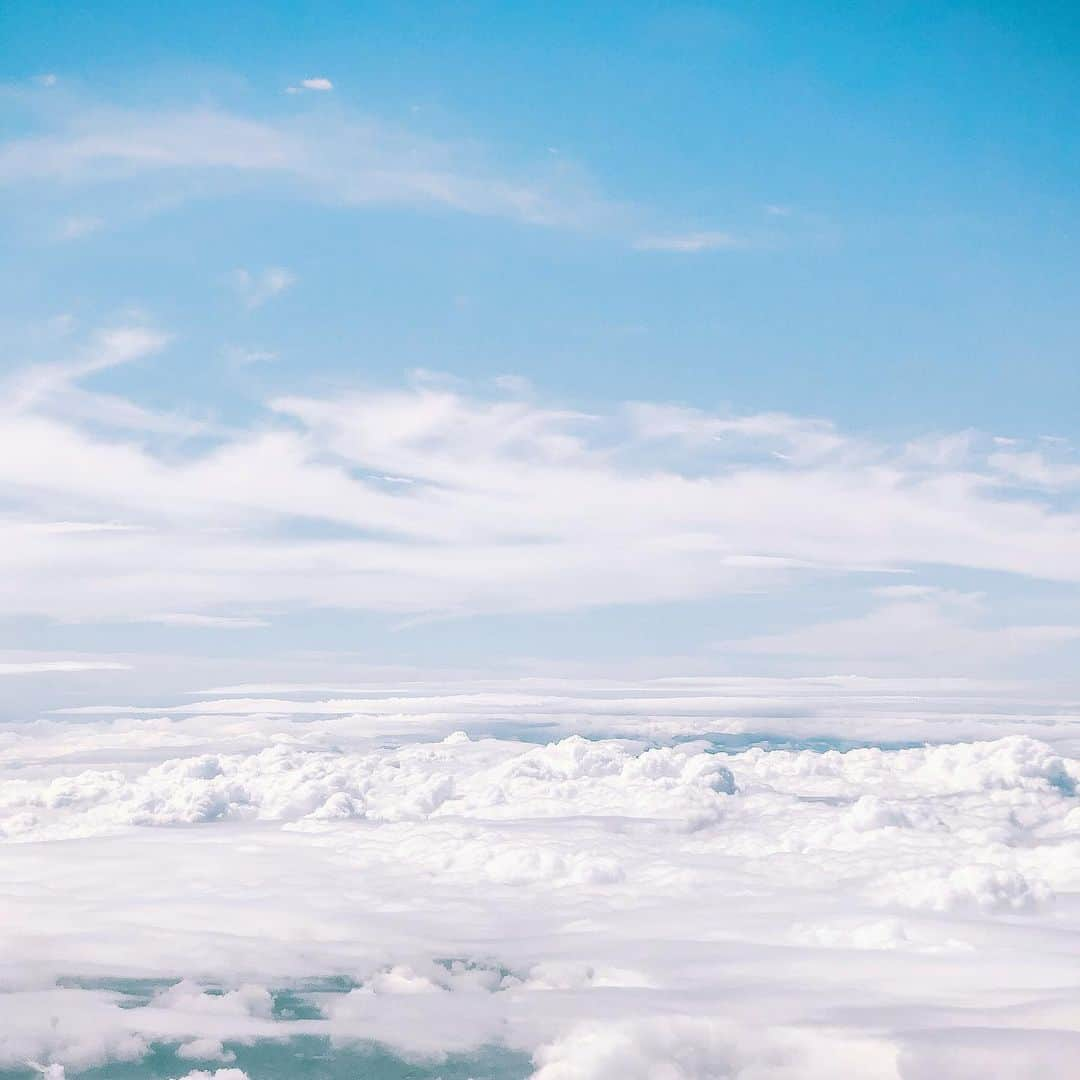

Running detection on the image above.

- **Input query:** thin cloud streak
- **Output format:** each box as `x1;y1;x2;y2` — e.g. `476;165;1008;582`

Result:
0;99;616;228
634;231;743;252
0;660;132;675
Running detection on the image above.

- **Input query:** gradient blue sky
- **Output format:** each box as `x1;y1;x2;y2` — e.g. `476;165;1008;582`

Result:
2;1;1079;711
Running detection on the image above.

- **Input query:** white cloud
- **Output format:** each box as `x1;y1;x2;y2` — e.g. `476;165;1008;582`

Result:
1;334;1080;644
57;215;104;240
223;346;277;366
718;588;1080;674
493;373;534;395
0;100;612;228
1;704;1076;1073
178;1072;249;1080
0;661;131;675
229;267;296;309
141;613;270;629
287;77;334;93
3;324;169;413
176;1039;235;1062
628;402;848;463
989;447;1080;490
11;521;136;534
530;1018;897;1079
903;430;979;468
633;230;742;252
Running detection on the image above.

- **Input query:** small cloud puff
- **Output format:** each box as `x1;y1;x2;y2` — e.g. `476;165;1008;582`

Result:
57;216;103;241
223;345;277;367
230;267;296;309
286;77;334;94
176;1039;235;1063
178;1071;249;1080
28;1065;66;1080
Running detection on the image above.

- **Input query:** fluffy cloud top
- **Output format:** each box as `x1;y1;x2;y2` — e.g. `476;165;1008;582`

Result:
1;698;1077;1076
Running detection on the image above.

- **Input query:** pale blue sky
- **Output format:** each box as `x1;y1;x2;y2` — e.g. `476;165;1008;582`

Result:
1;1;1079;711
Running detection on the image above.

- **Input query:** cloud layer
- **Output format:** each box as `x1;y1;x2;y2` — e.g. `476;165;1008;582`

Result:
2;326;1079;682
2;692;1078;1077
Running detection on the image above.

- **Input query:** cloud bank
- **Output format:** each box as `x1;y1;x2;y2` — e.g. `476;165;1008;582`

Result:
1;692;1078;1077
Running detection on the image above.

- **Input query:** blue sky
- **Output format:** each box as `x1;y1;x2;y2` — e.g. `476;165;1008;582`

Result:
2;1;1079;710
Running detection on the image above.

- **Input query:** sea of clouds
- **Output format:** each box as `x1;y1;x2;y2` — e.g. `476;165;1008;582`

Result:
2;676;1079;1079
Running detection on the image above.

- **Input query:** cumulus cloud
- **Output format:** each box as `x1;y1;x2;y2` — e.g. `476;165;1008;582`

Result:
878;864;1052;914
530;1018;898;1079
0;734;737;838
27;1065;65;1080
1;692;1078;1075
7;727;1074;1066
176;1038;235;1062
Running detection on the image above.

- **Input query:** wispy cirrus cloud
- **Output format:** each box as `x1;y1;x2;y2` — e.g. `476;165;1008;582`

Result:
3;325;170;413
988;447;1080;490
141;613;271;629
0;86;804;248
0;96;616;229
717;586;1080;675
1;322;1079;656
